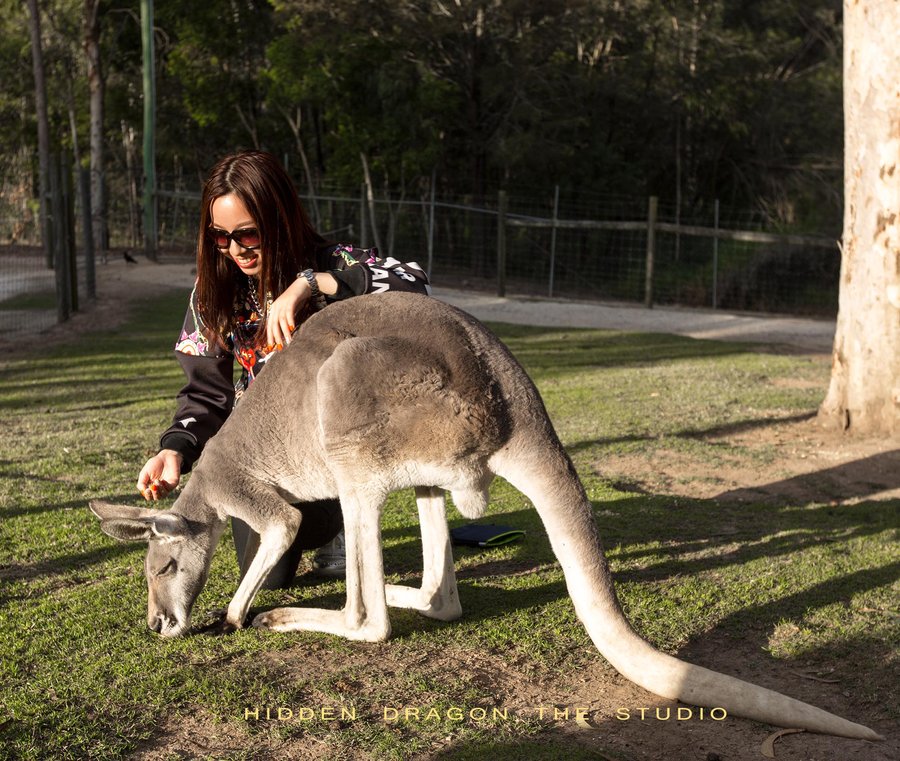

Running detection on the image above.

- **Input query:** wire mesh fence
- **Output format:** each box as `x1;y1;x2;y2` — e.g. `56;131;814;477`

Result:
1;167;841;340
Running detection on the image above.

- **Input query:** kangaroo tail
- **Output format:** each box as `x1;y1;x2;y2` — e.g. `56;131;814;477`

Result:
490;440;883;742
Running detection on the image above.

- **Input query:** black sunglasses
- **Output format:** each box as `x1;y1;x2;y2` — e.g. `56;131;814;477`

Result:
210;227;261;251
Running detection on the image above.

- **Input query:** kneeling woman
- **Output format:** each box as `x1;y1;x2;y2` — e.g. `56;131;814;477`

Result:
136;150;430;587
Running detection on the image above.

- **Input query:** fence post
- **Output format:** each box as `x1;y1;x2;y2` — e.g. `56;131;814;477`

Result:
712;199;720;309
49;154;70;322
62;152;78;312
644;195;658;308
44;167;56;271
79;166;96;299
497;190;507;297
549;185;559;298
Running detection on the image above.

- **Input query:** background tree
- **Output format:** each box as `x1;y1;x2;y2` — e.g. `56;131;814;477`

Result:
24;0;52;265
8;0;849;266
163;0;275;153
83;0;107;254
818;0;900;435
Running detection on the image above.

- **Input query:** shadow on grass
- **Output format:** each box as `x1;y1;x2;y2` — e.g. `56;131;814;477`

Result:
602;501;896;578
0;491;141;520
489;322;753;372
714;448;900;503
0;382;178;412
0;286;189;362
0;543;140;605
567;410;818;452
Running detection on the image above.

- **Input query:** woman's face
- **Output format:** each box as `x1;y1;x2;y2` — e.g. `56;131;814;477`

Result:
210;193;262;277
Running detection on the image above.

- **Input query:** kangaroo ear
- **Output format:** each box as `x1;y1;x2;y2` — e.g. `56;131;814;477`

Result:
90;500;157;522
98;518;156;542
149;513;189;540
90;501;189;542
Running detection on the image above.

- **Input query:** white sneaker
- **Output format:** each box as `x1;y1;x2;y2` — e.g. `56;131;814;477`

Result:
311;530;346;577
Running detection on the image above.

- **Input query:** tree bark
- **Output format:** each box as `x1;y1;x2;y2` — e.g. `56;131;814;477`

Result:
25;0;52;268
818;0;900;435
83;0;107;258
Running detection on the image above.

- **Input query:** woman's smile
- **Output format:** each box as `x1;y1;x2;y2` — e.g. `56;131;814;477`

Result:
211;194;263;276
232;253;259;270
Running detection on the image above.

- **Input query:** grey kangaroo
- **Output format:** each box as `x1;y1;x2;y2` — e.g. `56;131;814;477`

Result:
91;292;881;742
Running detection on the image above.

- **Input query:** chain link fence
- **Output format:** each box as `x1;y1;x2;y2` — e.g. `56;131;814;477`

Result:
1;168;841;340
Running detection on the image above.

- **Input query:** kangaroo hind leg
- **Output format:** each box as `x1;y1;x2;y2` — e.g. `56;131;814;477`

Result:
252;488;391;642
385;486;462;621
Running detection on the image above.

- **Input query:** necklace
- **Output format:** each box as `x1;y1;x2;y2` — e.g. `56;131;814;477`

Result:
246;276;266;317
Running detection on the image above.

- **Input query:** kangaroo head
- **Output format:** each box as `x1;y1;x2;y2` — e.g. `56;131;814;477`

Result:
89;500;218;637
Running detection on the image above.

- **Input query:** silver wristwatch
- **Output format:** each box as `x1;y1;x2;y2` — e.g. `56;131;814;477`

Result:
299;268;327;311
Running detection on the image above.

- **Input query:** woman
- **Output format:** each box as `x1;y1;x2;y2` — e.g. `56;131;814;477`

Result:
136;150;430;588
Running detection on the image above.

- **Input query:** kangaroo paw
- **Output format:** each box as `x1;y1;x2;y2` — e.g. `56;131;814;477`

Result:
196;613;240;636
385;583;462;621
252;606;390;641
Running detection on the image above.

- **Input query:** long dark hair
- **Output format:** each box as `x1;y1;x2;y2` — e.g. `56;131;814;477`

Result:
195;151;326;346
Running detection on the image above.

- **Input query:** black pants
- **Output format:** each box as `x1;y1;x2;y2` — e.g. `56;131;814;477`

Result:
231;498;342;589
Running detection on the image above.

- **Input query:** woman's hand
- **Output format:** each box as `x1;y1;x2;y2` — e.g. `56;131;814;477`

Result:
265;272;338;350
266;277;310;350
137;449;184;501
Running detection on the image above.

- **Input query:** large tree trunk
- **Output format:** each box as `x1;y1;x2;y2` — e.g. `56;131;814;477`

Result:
818;0;900;435
83;0;107;259
25;0;52;268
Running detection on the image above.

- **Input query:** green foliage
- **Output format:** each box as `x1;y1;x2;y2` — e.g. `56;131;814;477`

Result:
0;2;32;165
6;0;846;229
163;0;276;143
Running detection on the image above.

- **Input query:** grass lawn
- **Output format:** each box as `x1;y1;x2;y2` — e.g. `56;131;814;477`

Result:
0;290;897;760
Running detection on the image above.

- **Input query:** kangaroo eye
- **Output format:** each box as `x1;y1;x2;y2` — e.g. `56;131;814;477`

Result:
153;560;177;577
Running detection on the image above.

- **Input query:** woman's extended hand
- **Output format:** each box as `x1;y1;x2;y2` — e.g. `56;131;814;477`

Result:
137;449;184;501
266;277;310;350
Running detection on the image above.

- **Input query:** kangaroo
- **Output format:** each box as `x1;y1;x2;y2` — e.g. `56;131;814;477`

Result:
91;292;881;742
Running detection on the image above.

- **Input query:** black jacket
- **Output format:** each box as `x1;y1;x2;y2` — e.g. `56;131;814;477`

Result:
159;244;430;470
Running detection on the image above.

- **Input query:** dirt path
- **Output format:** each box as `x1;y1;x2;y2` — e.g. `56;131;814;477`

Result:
434;287;836;354
7;256;836;354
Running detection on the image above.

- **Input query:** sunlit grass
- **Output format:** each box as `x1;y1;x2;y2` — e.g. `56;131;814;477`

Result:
0;291;896;759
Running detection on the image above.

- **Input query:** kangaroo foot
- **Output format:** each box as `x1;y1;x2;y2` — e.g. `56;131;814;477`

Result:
252;606;391;641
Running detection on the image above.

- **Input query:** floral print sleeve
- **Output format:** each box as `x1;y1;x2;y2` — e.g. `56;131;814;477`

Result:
159;283;235;470
174;282;230;358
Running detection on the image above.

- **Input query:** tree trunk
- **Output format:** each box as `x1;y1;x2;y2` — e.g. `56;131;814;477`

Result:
281;106;321;229
818;0;900;435
83;0;107;259
25;0;52;268
121;120;140;247
359;152;384;252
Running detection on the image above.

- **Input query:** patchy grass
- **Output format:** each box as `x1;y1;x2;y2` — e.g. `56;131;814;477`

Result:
0;292;897;760
0;289;57;311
